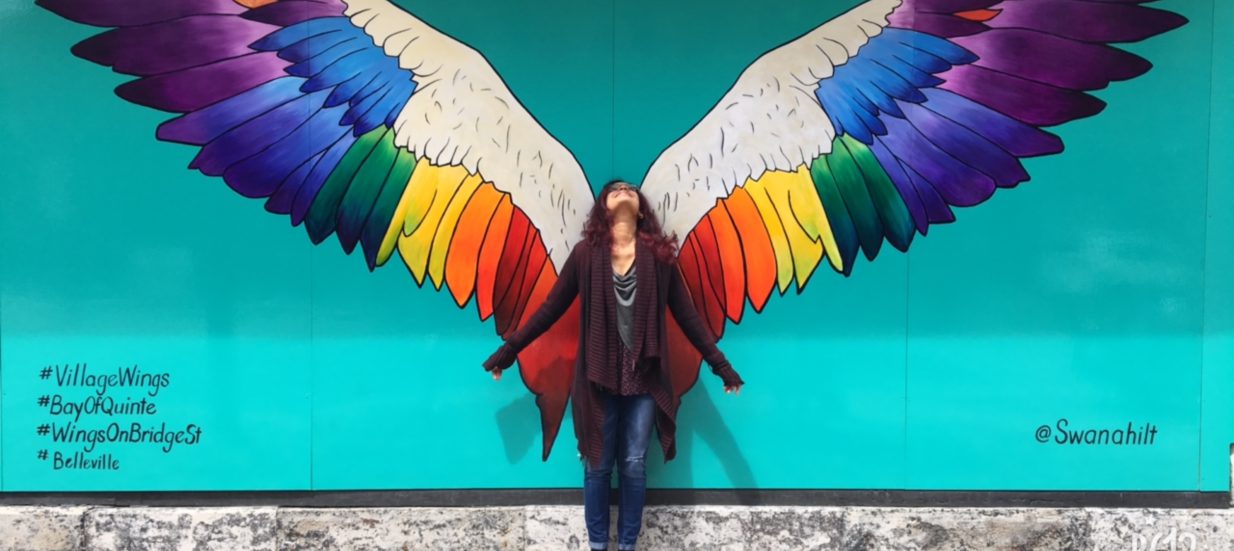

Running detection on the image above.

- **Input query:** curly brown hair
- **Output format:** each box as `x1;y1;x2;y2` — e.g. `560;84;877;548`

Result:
582;179;678;263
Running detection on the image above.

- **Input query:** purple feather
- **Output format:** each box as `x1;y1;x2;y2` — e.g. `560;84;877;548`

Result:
954;29;1152;91
304;0;347;9
938;64;1105;127
898;159;957;225
900;100;1029;188
870;139;930;234
115;52;290;113
879;115;995;207
905;12;988;39
190;88;329;176
72;16;277;77
898;0;997;11
243;1;346;26
157;77;303;145
918;88;1062;158
222;102;351;198
990;1;1188;43
35;0;244;26
888;0;998;37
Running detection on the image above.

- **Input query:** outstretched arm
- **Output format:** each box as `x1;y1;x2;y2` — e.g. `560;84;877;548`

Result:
483;243;585;377
667;263;745;391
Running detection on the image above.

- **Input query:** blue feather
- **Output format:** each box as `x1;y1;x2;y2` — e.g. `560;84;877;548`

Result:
844;50;920;104
383;79;416;127
266;150;325;215
301;48;388;91
351;73;391;106
287;38;368;78
846;96;886;141
897;47;953;74
341;87;388;127
326;73;377;108
865;58;927;102
816;26;980;149
835;78;880;118
169;11;417;218
293;132;357;226
874;53;943;89
850;69;904;117
277;30;353;63
815;82;852;138
882;28;976;65
250;16;354;51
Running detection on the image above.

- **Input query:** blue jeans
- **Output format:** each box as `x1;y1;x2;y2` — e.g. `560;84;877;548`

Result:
584;393;654;551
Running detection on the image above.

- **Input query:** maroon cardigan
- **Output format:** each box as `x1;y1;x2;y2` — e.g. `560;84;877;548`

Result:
485;239;743;464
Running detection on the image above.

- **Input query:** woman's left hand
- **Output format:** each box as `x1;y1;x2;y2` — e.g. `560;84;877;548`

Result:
713;362;743;395
483;343;518;380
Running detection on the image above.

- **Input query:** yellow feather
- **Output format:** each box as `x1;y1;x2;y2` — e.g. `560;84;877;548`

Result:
396;162;470;285
756;169;824;290
782;165;841;283
427;173;483;289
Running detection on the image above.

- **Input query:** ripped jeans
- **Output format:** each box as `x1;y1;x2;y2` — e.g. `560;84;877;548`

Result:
584;393;655;551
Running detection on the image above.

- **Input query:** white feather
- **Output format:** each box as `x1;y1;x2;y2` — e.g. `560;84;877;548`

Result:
641;0;901;243
342;0;592;269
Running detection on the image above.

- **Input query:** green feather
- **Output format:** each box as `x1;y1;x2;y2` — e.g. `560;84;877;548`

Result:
361;148;417;269
808;155;859;274
827;138;885;260
338;129;399;253
306;127;387;244
840;135;915;252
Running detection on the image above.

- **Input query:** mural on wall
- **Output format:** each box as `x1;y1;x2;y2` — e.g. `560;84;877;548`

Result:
37;0;1186;461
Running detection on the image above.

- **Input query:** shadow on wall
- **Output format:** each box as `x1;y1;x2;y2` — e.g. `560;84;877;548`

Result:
664;386;758;500
496;386;756;498
497;394;539;463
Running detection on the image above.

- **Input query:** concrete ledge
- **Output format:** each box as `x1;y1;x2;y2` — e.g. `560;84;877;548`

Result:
0;506;87;551
277;507;525;550
843;507;1090;550
1087;509;1234;551
82;507;277;551
1;505;1232;550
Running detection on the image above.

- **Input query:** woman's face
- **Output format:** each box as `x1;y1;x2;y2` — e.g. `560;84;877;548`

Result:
605;181;639;215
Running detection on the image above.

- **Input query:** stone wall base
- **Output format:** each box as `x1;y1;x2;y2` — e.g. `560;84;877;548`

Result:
2;505;1232;550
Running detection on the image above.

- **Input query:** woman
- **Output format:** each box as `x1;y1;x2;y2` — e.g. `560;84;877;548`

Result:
482;179;743;551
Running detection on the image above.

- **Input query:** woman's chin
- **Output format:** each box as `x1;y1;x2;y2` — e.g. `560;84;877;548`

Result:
608;204;639;217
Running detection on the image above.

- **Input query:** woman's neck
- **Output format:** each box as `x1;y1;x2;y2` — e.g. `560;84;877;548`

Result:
611;212;637;248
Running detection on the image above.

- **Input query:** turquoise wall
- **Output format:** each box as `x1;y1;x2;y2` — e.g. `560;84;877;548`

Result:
1;0;1230;492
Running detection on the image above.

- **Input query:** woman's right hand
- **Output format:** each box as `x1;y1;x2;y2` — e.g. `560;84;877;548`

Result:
482;343;518;380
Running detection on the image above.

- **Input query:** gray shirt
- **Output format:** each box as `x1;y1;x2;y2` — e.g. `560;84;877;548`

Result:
613;264;636;351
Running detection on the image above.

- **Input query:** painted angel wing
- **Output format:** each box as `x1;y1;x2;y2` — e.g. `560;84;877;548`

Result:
641;0;1186;384
38;0;592;459
636;0;1184;396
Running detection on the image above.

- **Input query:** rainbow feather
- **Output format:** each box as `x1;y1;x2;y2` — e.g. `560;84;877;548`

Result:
41;0;420;269
803;1;1187;275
